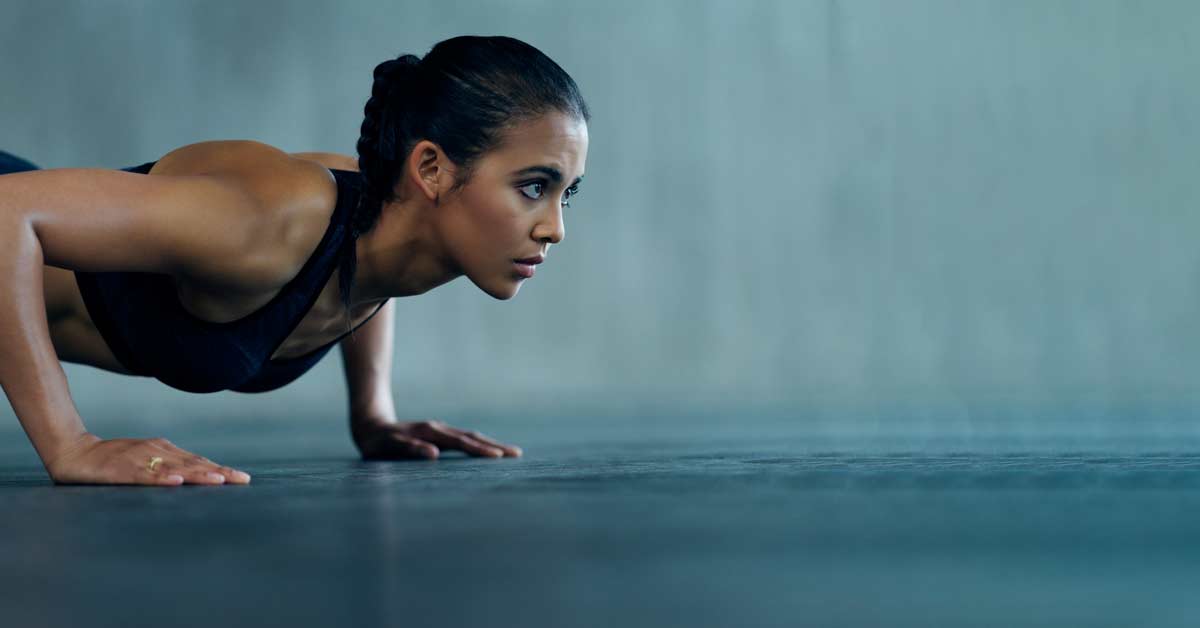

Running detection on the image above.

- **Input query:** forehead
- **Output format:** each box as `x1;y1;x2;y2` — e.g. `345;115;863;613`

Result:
486;112;588;176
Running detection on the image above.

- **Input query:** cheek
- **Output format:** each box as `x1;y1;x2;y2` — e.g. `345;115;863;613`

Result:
477;205;518;232
467;197;526;241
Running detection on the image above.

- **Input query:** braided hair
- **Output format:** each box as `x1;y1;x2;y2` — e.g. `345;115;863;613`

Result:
337;35;591;334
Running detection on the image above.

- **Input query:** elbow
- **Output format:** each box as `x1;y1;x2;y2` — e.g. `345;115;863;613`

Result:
0;214;41;266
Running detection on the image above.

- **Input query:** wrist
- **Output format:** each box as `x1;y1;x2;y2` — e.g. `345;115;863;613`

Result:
350;407;396;421
42;431;101;475
351;422;393;453
349;400;397;423
352;416;397;430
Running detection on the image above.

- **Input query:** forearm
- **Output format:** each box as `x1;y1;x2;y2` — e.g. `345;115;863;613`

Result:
339;298;396;421
0;214;91;468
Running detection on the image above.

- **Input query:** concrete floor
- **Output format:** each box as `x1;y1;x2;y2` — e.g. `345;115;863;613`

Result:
3;415;1200;627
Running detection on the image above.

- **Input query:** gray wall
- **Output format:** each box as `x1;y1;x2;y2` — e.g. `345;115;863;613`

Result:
1;0;1196;435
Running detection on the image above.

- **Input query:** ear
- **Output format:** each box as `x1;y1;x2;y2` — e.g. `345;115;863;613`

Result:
405;139;456;205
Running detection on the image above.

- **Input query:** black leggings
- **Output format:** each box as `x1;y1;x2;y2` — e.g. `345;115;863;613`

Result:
0;150;42;174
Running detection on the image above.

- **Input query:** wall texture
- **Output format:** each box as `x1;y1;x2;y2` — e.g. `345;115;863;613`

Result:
0;0;1196;434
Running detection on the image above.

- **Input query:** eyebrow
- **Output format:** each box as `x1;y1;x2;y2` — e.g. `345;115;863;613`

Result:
512;165;584;187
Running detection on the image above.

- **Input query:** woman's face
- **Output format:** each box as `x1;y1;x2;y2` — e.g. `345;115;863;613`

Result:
436;111;589;300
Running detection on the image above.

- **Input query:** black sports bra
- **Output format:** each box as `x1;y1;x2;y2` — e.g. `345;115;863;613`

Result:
74;161;387;393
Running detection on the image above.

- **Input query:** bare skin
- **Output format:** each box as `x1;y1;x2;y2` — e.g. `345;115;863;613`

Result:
28;111;586;485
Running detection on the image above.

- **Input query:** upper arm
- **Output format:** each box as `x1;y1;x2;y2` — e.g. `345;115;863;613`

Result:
0;167;273;284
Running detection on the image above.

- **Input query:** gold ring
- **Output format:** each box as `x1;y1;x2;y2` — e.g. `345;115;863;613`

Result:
147;456;163;472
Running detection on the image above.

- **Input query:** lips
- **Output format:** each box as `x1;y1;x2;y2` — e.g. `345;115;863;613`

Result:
514;261;536;278
515;255;544;265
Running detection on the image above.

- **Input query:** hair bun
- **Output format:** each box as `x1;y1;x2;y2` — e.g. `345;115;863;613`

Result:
373;54;422;96
368;54;424;166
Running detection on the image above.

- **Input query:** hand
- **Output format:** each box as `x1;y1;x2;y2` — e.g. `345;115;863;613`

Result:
352;418;523;461
44;433;252;486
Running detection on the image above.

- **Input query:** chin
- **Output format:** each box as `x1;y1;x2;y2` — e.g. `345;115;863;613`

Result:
470;274;521;301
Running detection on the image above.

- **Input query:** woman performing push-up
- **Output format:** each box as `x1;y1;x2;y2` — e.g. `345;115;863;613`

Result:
0;35;590;486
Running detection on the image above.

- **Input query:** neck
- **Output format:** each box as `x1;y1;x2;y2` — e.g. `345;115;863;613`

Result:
341;195;462;308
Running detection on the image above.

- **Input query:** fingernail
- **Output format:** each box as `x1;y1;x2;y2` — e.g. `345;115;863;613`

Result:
206;472;226;483
167;474;184;483
233;471;251;482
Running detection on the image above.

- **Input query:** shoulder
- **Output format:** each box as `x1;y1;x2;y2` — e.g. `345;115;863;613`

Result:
288;151;360;173
153;139;338;208
151;139;342;292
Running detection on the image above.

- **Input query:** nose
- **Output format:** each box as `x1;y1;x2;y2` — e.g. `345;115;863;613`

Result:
535;205;565;245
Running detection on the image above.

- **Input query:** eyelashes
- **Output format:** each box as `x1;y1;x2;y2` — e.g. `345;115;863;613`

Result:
518;180;579;208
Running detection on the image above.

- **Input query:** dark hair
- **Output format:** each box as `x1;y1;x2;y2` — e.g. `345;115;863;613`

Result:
337;35;591;329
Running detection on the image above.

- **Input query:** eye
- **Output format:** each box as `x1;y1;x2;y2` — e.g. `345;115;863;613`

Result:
518;180;579;208
518;181;545;200
562;184;579;209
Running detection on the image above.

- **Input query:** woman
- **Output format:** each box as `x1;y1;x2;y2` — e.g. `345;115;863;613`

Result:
0;35;590;486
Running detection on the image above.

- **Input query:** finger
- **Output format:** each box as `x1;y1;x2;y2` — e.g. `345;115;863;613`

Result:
213;465;252;484
146;459;227;485
463;430;523;457
126;459;184;486
176;454;252;484
155;442;251;483
139;444;225;485
370;434;439;460
425;426;504;458
133;461;192;486
136;467;185;486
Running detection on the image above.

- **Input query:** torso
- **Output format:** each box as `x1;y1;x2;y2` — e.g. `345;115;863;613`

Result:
43;140;380;374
